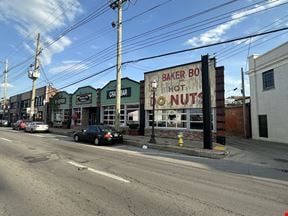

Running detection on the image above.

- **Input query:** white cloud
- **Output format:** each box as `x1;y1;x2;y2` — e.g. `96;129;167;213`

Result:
48;60;87;74
0;0;83;65
186;0;286;46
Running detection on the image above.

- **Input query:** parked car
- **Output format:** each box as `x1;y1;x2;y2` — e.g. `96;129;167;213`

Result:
73;125;123;145
0;119;8;127
12;120;30;130
25;122;49;133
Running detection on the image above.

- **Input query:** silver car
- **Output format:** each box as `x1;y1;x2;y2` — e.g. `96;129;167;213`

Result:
25;122;49;133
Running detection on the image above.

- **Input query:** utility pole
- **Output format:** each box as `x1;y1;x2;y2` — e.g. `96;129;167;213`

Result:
202;55;212;149
29;33;41;120
3;59;8;103
110;0;127;130
241;67;247;138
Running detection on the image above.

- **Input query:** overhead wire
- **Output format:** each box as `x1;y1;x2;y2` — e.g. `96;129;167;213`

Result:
39;26;288;96
47;0;242;83
10;25;288;97
48;0;287;87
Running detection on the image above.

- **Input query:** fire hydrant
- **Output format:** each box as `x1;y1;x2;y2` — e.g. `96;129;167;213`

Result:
178;132;184;147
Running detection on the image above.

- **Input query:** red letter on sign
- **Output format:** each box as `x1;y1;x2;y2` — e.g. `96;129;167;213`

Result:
171;95;179;106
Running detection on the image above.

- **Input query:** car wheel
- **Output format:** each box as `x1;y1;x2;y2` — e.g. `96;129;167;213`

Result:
74;135;79;142
31;129;34;133
94;137;100;145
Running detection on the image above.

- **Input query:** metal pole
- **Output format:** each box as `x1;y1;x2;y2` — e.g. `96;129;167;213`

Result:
4;59;8;102
149;90;156;144
115;0;123;130
30;33;40;120
241;67;247;138
201;55;212;149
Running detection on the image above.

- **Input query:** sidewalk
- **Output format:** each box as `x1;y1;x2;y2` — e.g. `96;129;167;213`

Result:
48;127;226;159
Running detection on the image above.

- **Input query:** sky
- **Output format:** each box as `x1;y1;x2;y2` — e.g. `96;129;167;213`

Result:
0;0;287;99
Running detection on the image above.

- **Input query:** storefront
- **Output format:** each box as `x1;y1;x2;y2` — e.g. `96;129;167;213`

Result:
50;91;72;128
144;59;225;141
8;86;56;123
100;78;140;128
71;86;100;128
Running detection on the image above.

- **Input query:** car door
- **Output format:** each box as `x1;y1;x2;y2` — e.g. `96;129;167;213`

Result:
85;126;98;142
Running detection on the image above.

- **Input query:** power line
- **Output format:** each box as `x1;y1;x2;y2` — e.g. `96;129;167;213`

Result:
47;0;242;83
48;0;287;86
47;26;288;93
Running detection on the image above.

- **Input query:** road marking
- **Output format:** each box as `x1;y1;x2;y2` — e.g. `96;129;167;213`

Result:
68;161;130;183
0;137;12;142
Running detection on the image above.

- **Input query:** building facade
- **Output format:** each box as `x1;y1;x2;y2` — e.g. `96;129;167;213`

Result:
71;86;100;128
248;42;288;144
9;85;56;123
100;78;140;128
143;59;225;143
50;91;72;128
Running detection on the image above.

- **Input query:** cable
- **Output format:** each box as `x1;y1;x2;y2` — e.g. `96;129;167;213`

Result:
45;26;288;94
49;0;287;86
47;0;242;83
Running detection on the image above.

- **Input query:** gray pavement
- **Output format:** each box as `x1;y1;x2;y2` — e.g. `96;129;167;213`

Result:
0;127;287;216
226;136;288;170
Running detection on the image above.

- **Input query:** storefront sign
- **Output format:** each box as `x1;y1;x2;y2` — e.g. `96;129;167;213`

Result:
106;87;131;99
76;93;92;105
54;98;66;105
144;61;216;110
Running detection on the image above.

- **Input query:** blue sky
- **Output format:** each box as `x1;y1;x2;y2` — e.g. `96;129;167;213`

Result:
0;0;287;98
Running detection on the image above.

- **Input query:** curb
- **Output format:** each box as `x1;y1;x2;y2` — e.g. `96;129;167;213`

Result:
49;130;74;137
124;140;226;159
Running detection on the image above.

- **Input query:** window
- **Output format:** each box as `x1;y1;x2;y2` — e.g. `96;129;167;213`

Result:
148;109;187;129
102;104;139;126
147;108;214;130
189;108;203;130
73;108;81;126
262;70;274;90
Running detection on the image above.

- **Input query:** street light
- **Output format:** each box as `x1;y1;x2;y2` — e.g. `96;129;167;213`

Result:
149;80;157;144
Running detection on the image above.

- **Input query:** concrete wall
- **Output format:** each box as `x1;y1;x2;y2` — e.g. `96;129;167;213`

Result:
249;42;288;144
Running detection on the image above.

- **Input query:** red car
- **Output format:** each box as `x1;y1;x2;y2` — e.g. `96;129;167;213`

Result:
12;120;30;130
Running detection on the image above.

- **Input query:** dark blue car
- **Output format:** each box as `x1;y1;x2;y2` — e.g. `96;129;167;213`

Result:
73;125;123;145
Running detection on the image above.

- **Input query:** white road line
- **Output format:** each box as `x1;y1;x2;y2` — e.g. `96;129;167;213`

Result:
0;137;12;142
68;161;130;183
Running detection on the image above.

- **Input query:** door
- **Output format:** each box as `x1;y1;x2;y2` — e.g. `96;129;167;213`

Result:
90;113;97;125
258;115;268;138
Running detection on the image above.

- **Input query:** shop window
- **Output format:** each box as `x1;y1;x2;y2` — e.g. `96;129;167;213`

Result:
148;109;187;129
54;110;63;121
103;104;139;126
73;108;81;125
35;111;43;121
189;108;203;130
64;109;70;121
148;108;213;130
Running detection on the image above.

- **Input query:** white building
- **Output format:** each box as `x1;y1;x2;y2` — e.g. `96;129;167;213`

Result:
248;42;288;144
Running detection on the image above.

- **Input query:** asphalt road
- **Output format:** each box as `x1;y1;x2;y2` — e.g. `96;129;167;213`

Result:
0;128;287;216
